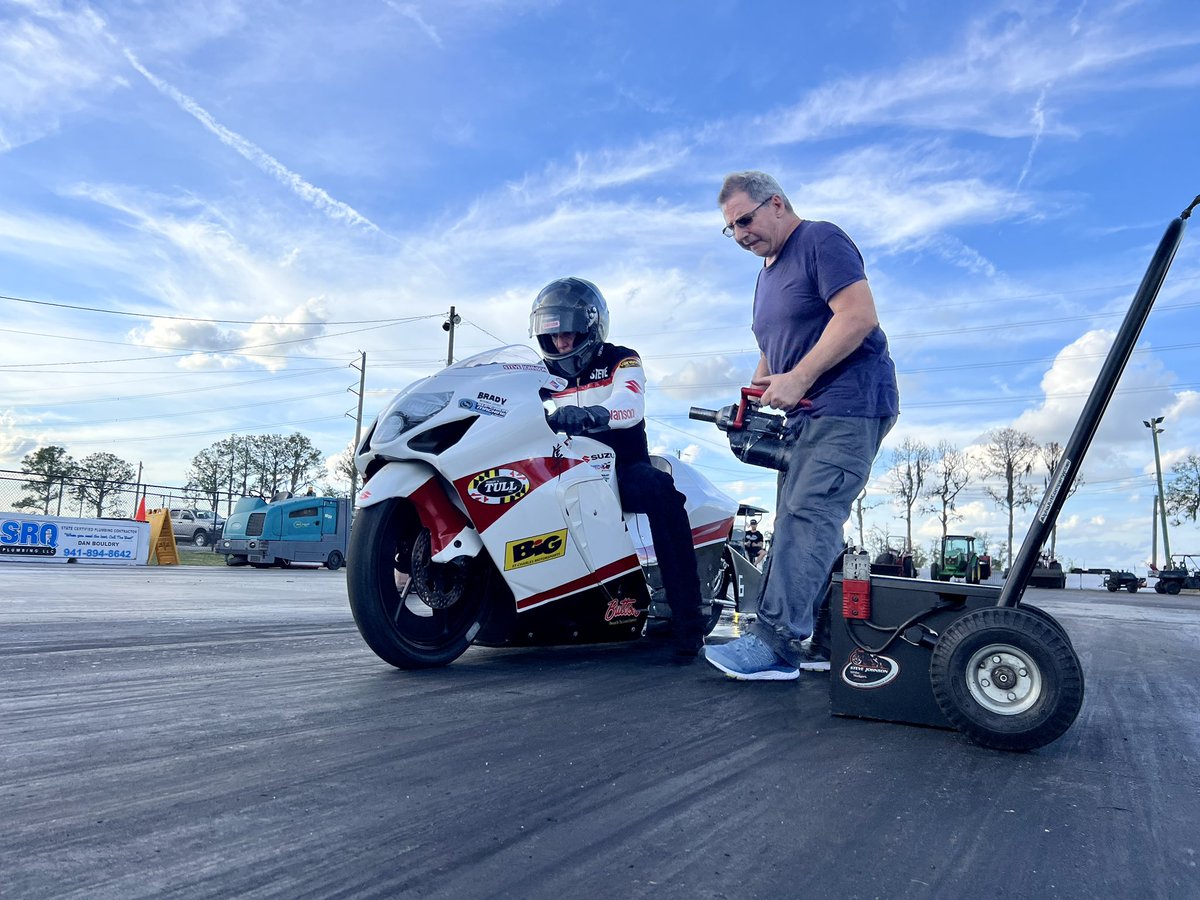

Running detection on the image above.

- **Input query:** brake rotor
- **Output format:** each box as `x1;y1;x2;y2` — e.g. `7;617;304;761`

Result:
408;528;469;609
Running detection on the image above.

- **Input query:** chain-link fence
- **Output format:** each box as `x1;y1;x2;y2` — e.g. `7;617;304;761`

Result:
0;469;238;520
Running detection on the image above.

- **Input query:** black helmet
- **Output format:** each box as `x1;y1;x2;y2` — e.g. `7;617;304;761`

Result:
529;277;610;378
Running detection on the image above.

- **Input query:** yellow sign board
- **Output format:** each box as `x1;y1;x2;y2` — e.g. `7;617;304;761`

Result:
146;508;179;566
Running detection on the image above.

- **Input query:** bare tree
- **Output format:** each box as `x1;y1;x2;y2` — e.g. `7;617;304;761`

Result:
1165;453;1200;524
320;441;358;498
851;487;880;550
888;438;932;553
982;427;1039;568
922;441;972;540
1040;441;1083;560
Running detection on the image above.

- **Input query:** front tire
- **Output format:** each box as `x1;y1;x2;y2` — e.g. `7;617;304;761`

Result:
348;498;494;669
930;607;1084;752
325;550;345;571
193;530;210;548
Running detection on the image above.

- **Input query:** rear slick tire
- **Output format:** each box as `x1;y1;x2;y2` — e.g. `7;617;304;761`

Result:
930;607;1084;752
348;498;490;669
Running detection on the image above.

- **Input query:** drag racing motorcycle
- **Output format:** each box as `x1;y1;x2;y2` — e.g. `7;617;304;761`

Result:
349;345;738;669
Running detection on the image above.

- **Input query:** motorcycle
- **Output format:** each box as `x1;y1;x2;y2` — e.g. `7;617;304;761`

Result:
349;345;738;669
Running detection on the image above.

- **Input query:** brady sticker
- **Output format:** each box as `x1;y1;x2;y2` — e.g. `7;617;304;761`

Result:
505;528;568;570
467;468;530;505
840;647;900;689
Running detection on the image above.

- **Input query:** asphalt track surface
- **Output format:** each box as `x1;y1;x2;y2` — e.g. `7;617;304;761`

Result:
3;563;1199;899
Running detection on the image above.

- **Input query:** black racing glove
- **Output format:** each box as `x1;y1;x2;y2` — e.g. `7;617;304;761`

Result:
547;405;611;435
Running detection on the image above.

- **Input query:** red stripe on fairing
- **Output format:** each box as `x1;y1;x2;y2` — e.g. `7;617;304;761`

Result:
636;516;737;566
452;456;584;531
516;554;642;611
410;477;473;556
692;517;734;548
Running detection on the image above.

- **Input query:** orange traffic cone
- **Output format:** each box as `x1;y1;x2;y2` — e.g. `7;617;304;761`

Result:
135;497;148;522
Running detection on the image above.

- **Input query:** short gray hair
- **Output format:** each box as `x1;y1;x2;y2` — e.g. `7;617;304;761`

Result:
718;170;794;212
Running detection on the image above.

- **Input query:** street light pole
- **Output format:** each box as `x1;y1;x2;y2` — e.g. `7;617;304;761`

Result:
1144;416;1171;567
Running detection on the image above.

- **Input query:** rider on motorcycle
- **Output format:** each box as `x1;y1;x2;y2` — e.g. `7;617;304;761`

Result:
531;277;706;661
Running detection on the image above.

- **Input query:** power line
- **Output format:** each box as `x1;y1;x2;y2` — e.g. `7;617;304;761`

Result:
0;292;438;326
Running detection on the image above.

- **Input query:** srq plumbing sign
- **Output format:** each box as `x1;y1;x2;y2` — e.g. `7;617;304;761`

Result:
0;515;150;565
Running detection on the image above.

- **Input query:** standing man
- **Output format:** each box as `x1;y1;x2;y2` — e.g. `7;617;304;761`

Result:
531;277;707;662
704;172;898;680
742;519;764;565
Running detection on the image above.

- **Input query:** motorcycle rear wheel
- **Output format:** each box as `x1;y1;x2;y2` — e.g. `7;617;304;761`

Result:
348;498;493;669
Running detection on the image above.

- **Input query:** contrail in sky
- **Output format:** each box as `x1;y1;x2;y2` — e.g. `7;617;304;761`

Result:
382;1;444;48
122;48;382;233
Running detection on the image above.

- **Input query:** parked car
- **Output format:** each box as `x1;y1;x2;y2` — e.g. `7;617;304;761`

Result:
169;508;224;547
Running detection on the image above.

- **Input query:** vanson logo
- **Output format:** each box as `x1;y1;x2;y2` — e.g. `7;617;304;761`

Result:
504;529;567;570
467;468;530;505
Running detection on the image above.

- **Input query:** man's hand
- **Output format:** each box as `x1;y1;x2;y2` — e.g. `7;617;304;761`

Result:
547;405;611;435
753;370;813;413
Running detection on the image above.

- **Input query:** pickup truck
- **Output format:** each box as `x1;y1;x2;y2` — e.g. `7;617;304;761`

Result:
169;508;224;547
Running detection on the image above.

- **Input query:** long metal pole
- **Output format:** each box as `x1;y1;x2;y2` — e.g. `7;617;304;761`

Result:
1149;423;1172;564
998;201;1194;607
446;305;457;366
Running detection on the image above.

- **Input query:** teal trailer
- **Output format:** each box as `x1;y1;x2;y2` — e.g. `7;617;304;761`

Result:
216;494;350;570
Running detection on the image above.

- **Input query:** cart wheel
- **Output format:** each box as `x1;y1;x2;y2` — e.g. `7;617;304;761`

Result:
930;607;1083;752
1017;603;1072;647
1106;581;1119;592
1154;581;1166;594
1125;581;1138;593
1166;581;1182;595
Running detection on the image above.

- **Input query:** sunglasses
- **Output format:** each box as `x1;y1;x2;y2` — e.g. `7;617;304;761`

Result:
722;197;772;238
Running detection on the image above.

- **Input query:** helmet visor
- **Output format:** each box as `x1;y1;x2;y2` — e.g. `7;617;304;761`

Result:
530;304;593;338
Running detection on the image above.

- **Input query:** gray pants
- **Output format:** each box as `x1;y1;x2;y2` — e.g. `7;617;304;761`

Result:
750;415;895;667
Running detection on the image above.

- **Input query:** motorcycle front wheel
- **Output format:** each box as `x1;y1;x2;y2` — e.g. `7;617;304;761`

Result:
348;498;493;669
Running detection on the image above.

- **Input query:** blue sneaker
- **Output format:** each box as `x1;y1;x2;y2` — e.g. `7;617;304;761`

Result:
703;634;799;681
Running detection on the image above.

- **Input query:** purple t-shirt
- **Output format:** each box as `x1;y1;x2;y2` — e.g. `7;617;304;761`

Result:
752;220;899;419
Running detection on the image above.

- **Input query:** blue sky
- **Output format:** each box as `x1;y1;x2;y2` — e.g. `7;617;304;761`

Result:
2;0;1199;572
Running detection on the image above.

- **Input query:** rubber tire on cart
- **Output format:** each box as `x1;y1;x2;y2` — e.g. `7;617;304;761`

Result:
1165;581;1181;595
1126;581;1139;593
348;498;498;669
1016;603;1072;647
325;550;345;571
1106;580;1119;593
225;554;249;567
930;606;1084;752
1154;581;1166;594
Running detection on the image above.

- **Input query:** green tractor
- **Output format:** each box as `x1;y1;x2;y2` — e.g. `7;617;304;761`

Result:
929;534;991;584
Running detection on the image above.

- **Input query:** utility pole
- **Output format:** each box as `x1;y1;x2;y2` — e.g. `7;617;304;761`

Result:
1144;416;1171;567
442;306;461;366
348;352;366;500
